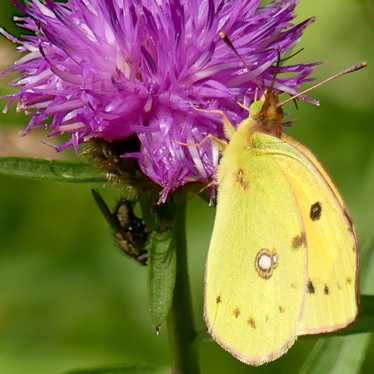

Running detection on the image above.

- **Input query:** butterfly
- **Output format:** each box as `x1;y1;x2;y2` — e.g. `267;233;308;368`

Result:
204;68;362;365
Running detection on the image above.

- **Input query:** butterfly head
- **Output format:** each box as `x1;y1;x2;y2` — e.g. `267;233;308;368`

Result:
249;90;284;138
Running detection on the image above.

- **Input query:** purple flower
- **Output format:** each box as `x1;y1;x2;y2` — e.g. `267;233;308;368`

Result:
2;0;316;201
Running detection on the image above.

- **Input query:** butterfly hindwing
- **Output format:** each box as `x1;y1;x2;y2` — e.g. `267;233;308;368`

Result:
205;128;308;365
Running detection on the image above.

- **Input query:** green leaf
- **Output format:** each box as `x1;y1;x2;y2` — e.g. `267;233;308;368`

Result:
61;365;171;374
299;335;370;374
139;195;182;329
148;227;176;329
0;157;107;182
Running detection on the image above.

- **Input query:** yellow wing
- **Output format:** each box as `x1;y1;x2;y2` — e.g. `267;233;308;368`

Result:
205;90;358;366
205;129;308;365
279;134;359;333
249;131;358;333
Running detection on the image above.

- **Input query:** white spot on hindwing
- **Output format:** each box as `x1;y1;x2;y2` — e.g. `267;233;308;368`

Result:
255;248;278;279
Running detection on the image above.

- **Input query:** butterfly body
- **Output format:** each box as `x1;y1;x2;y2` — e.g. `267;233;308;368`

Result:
204;91;359;365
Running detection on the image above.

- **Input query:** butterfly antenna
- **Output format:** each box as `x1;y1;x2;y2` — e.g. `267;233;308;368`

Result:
278;62;367;107
279;48;305;63
219;32;263;91
268;49;282;92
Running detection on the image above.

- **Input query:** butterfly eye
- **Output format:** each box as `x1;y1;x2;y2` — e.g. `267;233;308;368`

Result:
249;100;264;115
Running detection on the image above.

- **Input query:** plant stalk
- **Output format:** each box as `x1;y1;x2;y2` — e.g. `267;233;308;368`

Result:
167;200;200;374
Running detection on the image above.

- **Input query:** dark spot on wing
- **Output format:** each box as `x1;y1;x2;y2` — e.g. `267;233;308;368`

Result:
279;306;285;313
233;308;240;318
216;295;222;304
247;317;256;329
310;202;322;221
292;232;306;250
307;280;315;294
324;284;330;295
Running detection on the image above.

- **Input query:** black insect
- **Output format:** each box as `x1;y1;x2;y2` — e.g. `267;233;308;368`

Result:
92;189;149;265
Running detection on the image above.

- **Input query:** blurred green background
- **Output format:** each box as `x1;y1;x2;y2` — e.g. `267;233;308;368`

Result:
0;0;373;373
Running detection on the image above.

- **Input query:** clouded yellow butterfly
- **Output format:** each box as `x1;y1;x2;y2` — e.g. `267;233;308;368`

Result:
204;63;365;365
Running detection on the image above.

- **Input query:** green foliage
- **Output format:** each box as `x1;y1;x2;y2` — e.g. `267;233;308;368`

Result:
148;229;176;329
0;157;107;182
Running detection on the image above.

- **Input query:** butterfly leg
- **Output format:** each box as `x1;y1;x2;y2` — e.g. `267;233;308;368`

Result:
173;133;227;150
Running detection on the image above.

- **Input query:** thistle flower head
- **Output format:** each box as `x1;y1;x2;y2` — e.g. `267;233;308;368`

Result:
2;0;317;201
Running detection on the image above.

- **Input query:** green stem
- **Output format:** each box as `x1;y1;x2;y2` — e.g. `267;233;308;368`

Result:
167;200;200;374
